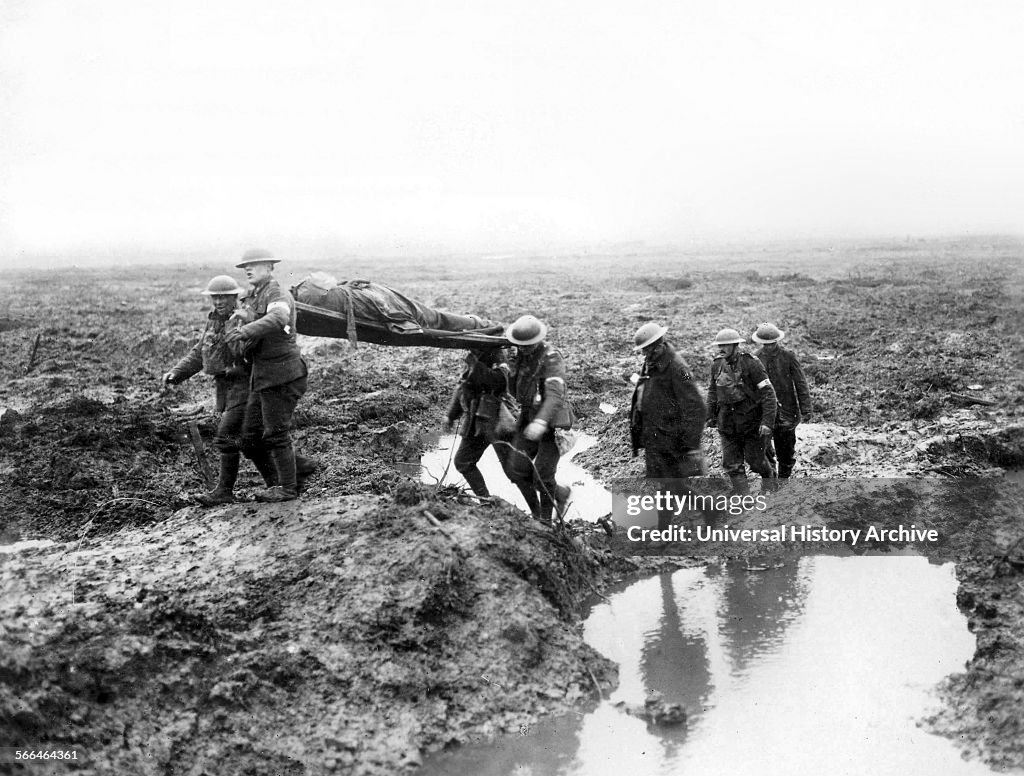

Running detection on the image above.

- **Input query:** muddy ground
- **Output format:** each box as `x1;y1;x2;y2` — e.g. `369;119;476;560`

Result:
1;237;1023;773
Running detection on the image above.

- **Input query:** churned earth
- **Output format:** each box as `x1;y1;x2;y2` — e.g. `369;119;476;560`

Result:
1;237;1022;774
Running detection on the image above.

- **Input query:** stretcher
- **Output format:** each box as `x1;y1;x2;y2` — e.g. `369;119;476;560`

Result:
292;274;510;350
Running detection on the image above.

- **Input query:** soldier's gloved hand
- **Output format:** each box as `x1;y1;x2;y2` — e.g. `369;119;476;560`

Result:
162;371;177;386
759;424;773;438
523;418;548;441
223;330;252;358
444;417;454;433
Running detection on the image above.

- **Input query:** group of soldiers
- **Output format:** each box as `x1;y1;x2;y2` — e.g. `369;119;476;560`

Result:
164;248;810;525
163;249;316;505
443;315;811;524
630;321;811;497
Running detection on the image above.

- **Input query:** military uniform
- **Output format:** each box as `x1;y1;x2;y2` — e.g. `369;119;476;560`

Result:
503;344;573;523
630;341;707;528
630;342;706;477
166;310;248;485
445;349;512;497
707;352;777;492
757;345;811;478
233;278;308;497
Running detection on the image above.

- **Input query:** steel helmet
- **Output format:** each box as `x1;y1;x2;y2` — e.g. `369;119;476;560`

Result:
752;322;785;344
633;322;667;351
235;248;281;268
506;315;547;346
200;275;244;296
713;328;745;345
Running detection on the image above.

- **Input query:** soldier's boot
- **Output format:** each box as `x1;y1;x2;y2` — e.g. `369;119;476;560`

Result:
759;463;780;493
197;452;239;506
778;464;793;480
538;491;556;526
248;449;278;488
555;484;572;520
458;466;490;498
256;446;299;503
295;454;319;494
514;483;544;524
729;473;750;496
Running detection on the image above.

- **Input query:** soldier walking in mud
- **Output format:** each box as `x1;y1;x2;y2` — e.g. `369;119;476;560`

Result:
706;328;778;494
502;315;573;525
445;347;513;500
223;249;315;503
629;323;707;528
752;322;811;480
163;276;252;506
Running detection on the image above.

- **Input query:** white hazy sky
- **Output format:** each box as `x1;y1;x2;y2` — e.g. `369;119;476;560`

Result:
1;0;1023;262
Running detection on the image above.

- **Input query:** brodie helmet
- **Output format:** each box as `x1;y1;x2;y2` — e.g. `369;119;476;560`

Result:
751;322;785;344
633;322;668;351
200;275;244;296
713;328;745;346
235;248;281;268
506;315;547;346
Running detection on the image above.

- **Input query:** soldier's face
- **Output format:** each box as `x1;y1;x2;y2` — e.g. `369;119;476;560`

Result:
243;262;274;285
642;341;663;359
518;343;541;357
761;342;779;353
718;343;737;357
210;294;238;316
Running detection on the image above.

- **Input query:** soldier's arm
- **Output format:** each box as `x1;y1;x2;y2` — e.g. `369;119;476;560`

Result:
467;350;508;392
748;357;777;428
238;286;293;341
165;330;205;383
445;385;464;423
532;350;567;426
671;365;706;448
791;354;811;418
706;366;719;424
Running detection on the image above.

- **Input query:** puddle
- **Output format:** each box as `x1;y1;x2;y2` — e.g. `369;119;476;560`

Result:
418;433;611;522
421;555;997;776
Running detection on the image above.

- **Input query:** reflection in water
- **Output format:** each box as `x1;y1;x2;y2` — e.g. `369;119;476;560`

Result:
420;556;997;776
711;558;809;674
635;573;710;757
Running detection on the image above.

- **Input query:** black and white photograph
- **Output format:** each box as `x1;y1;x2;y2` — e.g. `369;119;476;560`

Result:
1;1;1022;774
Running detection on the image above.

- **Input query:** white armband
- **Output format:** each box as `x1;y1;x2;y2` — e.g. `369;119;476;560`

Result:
757;379;771;389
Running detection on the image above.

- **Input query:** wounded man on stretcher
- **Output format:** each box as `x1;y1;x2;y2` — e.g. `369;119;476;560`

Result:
291;272;509;349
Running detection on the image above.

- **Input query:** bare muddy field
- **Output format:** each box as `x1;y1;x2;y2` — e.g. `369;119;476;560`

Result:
1;237;1023;774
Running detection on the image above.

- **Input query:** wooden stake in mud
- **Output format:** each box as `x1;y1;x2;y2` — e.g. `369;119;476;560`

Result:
24;332;41;374
187;421;215;489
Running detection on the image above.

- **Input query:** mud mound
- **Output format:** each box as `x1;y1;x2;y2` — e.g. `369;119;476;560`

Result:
0;393;192;540
926;556;1024;770
0;494;617;775
915;422;1024;468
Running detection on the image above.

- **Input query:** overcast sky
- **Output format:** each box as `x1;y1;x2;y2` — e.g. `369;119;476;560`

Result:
1;0;1023;264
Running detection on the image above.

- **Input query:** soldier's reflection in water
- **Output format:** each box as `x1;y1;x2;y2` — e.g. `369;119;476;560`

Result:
710;558;809;673
638;559;808;758
637;571;711;757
